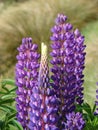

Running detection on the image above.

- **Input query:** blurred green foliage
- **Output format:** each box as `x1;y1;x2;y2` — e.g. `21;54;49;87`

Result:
82;21;98;107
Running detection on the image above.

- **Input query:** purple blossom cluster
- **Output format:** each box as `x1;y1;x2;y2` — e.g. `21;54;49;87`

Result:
65;112;85;130
50;14;86;127
15;38;40;129
15;14;86;130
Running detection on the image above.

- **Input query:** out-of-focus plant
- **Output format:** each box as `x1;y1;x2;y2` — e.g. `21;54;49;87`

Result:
0;0;98;76
0;79;23;130
82;21;98;107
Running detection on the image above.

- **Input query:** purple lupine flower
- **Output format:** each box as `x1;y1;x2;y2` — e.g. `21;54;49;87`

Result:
65;112;85;130
74;29;86;104
15;38;40;129
50;14;86;128
29;43;59;130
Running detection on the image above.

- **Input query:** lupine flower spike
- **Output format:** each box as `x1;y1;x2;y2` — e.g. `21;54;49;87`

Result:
15;38;40;129
29;43;59;130
50;14;86;128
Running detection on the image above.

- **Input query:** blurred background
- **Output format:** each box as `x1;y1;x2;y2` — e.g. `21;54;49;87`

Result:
0;0;98;107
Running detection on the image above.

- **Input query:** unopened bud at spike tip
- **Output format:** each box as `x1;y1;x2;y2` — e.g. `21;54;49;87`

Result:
41;42;48;57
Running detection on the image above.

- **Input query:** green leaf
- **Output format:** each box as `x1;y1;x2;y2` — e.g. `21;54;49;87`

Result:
93;116;98;126
92;104;96;113
83;113;90;121
0;98;15;105
1;79;15;86
0;120;3;129
1;94;16;99
0;106;11;113
0;105;16;112
1;84;9;93
84;115;98;130
9;87;17;93
0;92;6;94
7;112;17;123
1;113;9;130
0;79;15;93
9;120;23;130
75;104;83;112
82;103;92;114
